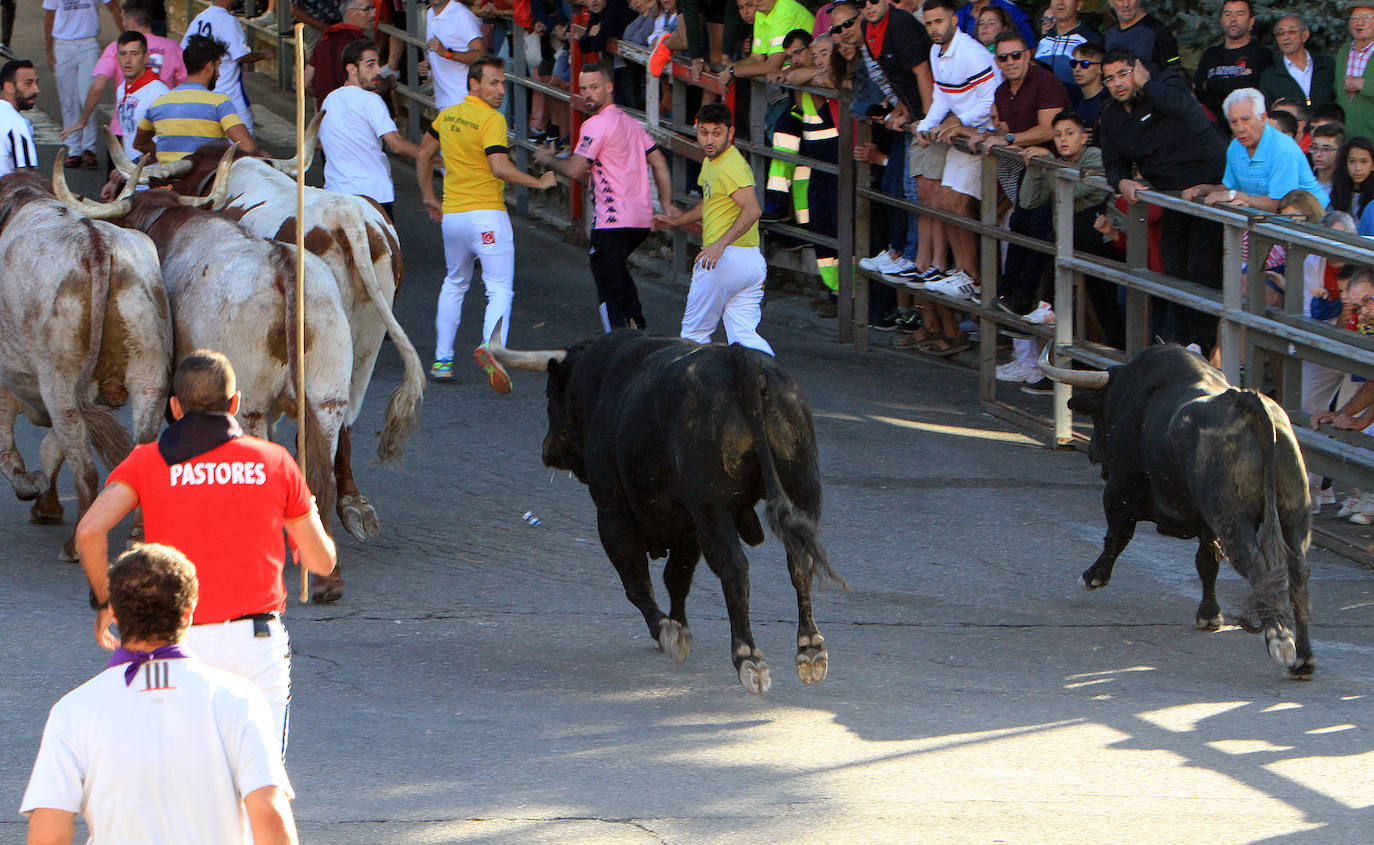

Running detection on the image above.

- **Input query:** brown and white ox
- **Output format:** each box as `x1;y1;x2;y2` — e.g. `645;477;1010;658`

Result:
56;159;354;602
0;169;172;558
107;121;422;544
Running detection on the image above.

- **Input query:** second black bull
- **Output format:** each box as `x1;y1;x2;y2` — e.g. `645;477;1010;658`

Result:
488;328;846;693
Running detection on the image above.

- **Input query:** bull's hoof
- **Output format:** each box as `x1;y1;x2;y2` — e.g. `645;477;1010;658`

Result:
1286;658;1316;681
737;658;772;694
1266;628;1297;668
1195;612;1224;631
11;471;46;501
1080;570;1110;590
309;571;346;604
656;619;692;663
796;647;828;684
30;501;64;525
338;494;380;541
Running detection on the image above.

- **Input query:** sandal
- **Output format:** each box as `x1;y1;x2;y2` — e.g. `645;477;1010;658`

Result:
81;150;99;168
896;328;938;349
64;155;83;169
917;335;971;357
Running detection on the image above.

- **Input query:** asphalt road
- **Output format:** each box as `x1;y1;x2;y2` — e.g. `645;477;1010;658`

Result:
2;28;1373;845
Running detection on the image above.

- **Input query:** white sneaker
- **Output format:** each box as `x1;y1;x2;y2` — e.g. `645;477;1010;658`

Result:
1308;484;1336;513
1022;301;1056;325
995;360;1040;383
925;270;979;300
882;257;917;281
1337;492;1363;518
249;10;276;26
859;250;900;273
1349;492;1374;524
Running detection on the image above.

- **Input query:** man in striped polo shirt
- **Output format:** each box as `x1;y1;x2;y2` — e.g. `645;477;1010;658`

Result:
134;34;257;162
0;59;38;176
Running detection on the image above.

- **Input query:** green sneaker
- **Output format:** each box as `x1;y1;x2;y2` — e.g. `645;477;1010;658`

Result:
430;359;454;381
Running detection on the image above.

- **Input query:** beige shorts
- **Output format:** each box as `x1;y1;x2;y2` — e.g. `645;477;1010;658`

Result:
941;147;982;200
908;137;947;181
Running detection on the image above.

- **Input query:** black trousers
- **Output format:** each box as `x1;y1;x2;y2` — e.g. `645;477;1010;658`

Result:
589;227;650;330
1159;208;1223;351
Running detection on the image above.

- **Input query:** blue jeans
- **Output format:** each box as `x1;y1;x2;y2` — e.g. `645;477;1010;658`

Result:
881;146;914;258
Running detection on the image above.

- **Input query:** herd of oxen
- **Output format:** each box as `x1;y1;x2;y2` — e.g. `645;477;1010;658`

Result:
0;119;1318;692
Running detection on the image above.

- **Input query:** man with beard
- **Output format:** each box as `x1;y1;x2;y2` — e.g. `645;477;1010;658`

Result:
1098;48;1227;353
137;35;258;162
182;0;273;134
1102;0;1180;77
536;62;674;331
0;59;38;176
1194;0;1270;128
319;39;420;221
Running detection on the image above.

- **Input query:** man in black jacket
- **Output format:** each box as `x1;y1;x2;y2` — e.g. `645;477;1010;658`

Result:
1258;13;1335;110
1099;49;1227;352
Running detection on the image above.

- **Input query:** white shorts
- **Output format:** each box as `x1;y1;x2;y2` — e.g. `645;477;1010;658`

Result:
681;245;773;355
941;147;982;200
187;615;292;756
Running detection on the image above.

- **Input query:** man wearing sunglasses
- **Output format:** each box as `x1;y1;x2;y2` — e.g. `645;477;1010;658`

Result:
1032;0;1100;105
1071;41;1107;132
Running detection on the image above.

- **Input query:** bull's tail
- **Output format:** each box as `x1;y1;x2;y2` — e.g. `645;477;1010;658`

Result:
77;220;133;468
733;347;847;591
1236;389;1292;631
280;247;336;522
338;212;423;464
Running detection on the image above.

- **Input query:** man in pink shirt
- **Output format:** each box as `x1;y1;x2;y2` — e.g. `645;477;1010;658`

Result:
60;1;186;163
536;61;674;331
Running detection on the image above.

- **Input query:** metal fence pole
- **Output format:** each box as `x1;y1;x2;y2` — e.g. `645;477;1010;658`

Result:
1220;220;1244;385
512;28;530;217
1052;170;1076;446
838;104;858;349
1123;200;1149;355
977;150;999;403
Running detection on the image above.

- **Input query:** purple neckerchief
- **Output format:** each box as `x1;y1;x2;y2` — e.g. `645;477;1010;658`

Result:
107;644;191;686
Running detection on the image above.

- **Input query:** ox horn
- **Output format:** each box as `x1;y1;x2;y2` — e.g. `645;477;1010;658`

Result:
177;143;238;209
51;155;134;220
265;109;324;175
1038;344;1111;389
484;317;566;372
101;127;194;182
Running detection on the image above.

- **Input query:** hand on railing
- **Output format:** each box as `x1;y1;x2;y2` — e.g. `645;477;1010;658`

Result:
1021;145;1052;165
1117;178;1149;205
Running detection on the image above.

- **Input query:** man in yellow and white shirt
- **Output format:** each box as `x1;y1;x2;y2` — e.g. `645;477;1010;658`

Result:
655;102;773;356
416;54;555;389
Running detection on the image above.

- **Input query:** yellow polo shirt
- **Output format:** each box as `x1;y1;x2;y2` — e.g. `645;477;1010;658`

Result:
698;145;759;248
430;94;509;214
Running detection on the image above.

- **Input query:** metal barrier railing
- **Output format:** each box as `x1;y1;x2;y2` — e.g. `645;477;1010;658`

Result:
163;8;1374;525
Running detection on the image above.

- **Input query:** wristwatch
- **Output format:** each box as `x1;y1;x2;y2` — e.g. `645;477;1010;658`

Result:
89;589;108;611
1227;189;1237;202
1005;132;1016;144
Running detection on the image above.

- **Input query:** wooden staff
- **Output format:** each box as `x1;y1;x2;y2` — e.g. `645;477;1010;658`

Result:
295;23;309;603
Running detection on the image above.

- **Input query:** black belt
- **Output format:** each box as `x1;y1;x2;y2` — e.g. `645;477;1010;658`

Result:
231;613;279;623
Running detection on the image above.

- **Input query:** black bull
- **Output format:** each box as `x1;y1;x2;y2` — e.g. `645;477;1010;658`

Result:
1042;344;1314;678
491;329;846;693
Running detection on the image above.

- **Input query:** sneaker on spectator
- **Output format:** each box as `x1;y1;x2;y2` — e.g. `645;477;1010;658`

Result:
895;310;922;333
881;257;917;281
1313;486;1337;506
902;266;945;289
859;250;900;273
1022;301;1055;325
996;360;1040;383
869;308;901;332
925;270;979;300
994;294;1033;317
1349;492;1374;523
249;9;276;26
1337;492;1364;518
1021;377;1055;396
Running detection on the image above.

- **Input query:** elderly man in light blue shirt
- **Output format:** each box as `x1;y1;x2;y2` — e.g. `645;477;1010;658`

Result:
1184;87;1329;210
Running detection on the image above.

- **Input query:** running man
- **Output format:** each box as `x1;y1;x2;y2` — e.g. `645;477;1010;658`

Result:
535;61;674;331
416;54;556;389
654;102;774;355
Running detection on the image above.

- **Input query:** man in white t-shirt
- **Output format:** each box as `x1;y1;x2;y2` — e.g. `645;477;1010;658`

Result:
85;32;169;199
320;39;420;220
20;544;298;845
44;0;122;168
419;0;486;109
0;59;38;177
183;0;274;133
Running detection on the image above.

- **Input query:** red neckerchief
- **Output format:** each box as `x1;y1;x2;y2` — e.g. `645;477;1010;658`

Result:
864;12;890;58
120;67;160;99
324;22;364;36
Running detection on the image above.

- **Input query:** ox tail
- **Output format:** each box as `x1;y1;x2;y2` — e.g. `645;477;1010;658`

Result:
280;247;337;523
1236;389;1292;632
77;220;134;468
733;347;848;592
339;214;423;464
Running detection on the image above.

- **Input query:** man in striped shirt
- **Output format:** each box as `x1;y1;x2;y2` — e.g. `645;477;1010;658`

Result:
134;35;257;162
0;59;38;176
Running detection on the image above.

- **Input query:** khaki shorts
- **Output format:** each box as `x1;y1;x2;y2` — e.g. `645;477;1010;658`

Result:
941;147;982;200
908;137;947;181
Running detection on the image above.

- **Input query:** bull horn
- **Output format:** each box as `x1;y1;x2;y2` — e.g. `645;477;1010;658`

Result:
484;317;566;372
51;156;132;220
265;109;324;175
101;128;195;182
113;158;146;201
103;126;139;179
143;159;195;180
177;143;237;209
1038;344;1111;389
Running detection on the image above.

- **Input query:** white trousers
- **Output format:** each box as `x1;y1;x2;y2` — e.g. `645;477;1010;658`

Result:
186;616;292;756
435;209;515;361
55;37;98;156
681;245;773;355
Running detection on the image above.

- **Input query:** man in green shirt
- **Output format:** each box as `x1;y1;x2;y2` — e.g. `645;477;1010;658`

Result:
723;0;814;79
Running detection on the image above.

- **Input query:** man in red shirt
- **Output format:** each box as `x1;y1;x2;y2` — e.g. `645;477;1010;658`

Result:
307;0;375;104
77;349;337;756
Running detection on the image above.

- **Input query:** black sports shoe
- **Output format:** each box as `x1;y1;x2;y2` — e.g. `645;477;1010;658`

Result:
868;308;901;332
1021;377;1055;396
895;310;922;333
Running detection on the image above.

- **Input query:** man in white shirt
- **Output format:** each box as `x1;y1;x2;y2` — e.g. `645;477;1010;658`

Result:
320;39;420;220
420;0;486;109
183;0;275;133
84;32;170;199
21;544;299;845
0;59;38;177
44;0;122;168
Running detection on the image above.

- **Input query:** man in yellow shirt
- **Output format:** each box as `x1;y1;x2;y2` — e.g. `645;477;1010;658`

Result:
654;102;773;355
416;54;556;390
